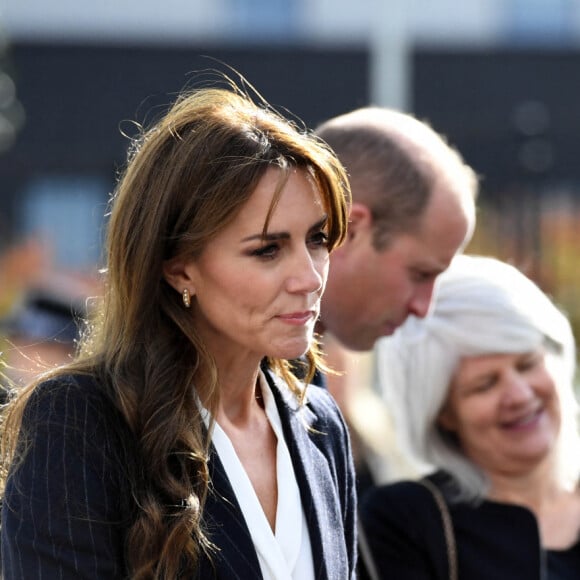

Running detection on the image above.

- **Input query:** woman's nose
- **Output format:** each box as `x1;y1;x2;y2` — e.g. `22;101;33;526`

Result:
502;371;535;406
286;249;325;294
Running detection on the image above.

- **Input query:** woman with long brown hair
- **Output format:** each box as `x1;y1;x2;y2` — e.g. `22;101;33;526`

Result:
0;79;355;579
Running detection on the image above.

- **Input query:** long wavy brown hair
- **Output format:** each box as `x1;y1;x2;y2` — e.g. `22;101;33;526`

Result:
0;78;350;578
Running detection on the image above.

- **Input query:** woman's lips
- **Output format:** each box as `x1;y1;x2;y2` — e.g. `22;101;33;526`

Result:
277;311;315;325
501;408;543;431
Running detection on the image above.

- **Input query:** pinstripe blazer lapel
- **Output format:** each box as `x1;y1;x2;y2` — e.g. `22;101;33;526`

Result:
200;446;264;579
198;372;353;580
269;377;349;580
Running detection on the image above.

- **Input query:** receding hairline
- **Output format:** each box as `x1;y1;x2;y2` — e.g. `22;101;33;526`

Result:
317;107;478;214
316;107;477;249
323;107;471;173
317;106;450;148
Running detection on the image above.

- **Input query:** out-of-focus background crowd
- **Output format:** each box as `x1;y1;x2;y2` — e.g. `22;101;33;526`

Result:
1;0;579;387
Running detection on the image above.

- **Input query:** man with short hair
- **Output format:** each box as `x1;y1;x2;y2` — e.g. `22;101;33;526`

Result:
316;107;478;351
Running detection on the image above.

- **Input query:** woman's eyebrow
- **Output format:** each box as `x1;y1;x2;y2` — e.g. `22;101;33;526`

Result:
241;231;289;243
241;215;328;243
308;215;328;233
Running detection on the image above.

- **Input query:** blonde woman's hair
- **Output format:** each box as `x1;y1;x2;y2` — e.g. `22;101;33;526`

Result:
377;254;580;502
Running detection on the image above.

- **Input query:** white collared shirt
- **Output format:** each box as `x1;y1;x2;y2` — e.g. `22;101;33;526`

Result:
204;372;315;580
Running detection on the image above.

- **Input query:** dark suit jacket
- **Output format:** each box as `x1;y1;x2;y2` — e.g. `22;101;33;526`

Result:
2;371;357;579
358;471;577;580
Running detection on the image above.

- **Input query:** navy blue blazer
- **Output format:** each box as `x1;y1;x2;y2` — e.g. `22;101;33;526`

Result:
2;371;357;579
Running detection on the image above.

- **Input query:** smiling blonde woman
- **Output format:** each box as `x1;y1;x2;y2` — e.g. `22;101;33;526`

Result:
360;254;580;580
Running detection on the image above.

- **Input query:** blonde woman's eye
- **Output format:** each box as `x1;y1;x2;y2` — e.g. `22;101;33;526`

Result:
518;355;542;372
468;377;496;394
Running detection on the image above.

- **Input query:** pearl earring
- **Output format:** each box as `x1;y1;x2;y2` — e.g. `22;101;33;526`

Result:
182;288;191;308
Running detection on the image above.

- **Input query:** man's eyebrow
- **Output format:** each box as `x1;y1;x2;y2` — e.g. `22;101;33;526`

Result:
412;260;447;273
241;215;328;243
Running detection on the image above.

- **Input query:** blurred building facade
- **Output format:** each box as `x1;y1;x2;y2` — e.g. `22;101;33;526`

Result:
1;0;580;334
4;0;580;47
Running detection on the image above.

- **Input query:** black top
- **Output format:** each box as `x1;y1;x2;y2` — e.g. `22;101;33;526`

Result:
548;540;580;579
359;470;580;580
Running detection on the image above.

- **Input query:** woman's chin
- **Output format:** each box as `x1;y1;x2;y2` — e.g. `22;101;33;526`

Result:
268;340;312;362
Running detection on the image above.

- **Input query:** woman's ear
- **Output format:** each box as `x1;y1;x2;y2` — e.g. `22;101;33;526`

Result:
163;257;195;295
437;403;458;432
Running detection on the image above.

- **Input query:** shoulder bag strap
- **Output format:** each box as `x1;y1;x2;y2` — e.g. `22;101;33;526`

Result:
416;479;458;580
357;518;381;580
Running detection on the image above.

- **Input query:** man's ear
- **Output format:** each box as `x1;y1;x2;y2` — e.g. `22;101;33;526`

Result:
162;257;195;295
346;202;373;242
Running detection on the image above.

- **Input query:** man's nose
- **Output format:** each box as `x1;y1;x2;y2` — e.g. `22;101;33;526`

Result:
408;281;436;318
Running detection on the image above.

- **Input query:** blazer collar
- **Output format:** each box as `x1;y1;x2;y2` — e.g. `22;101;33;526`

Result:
202;447;264;579
265;370;337;580
202;369;336;580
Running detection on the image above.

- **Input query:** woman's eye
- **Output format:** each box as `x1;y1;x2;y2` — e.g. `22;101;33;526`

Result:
468;377;495;394
309;231;329;248
252;243;279;259
518;355;541;372
474;382;492;393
